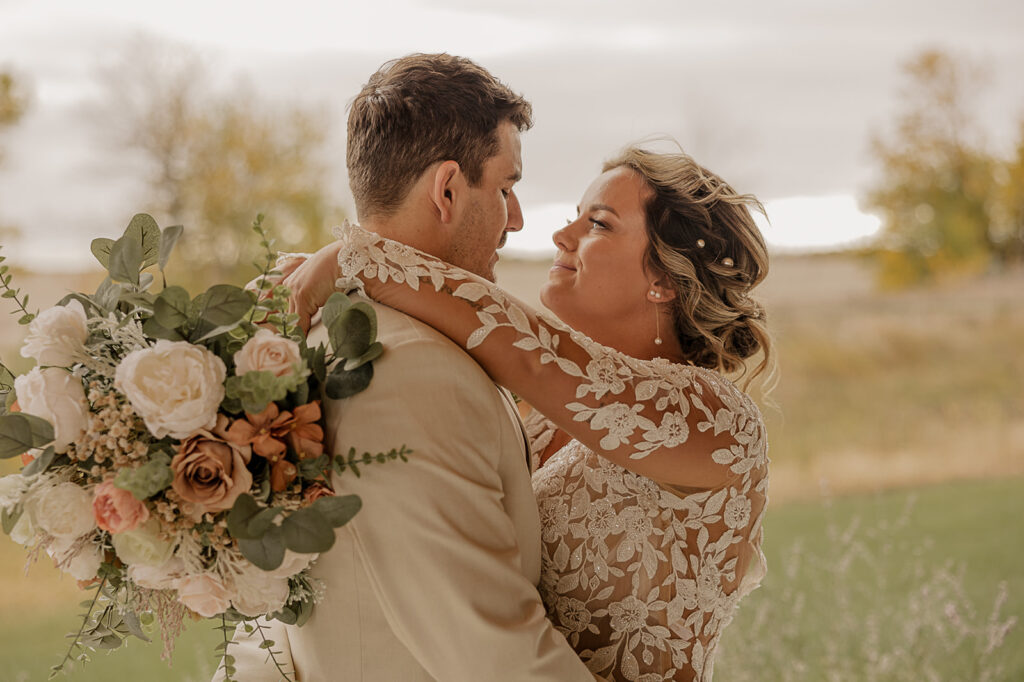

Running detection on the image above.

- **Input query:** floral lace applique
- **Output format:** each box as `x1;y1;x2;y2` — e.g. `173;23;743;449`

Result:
334;224;769;681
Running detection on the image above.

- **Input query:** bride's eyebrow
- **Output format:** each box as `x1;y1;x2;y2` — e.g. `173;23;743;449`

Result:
587;203;620;217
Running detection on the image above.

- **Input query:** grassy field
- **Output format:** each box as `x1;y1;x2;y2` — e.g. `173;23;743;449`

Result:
0;477;1018;680
1;254;1021;678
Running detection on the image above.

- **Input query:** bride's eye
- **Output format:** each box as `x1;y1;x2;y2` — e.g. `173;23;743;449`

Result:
591;219;609;231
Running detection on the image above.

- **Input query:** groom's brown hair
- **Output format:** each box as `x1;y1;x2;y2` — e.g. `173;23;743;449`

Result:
347;53;533;219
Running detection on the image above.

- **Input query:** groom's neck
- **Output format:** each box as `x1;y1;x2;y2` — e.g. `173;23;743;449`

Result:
360;211;448;261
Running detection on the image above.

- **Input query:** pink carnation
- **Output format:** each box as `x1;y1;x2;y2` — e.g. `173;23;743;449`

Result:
93;481;150;534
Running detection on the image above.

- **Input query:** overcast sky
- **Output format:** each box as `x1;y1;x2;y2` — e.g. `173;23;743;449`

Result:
1;0;1022;268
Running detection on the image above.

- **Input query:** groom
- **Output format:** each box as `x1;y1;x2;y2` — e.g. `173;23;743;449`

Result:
216;54;597;681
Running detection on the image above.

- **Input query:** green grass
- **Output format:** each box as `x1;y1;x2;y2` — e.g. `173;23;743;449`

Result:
0;478;1019;680
716;476;1024;681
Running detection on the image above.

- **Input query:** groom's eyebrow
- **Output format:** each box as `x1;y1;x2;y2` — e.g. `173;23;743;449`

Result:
506;170;521;183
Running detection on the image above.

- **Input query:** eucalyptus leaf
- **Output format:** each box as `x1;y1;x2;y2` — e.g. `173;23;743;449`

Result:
108;236;143;285
281;507;336;554
197;285;254;327
93;277;123;312
270;605;298;625
328;307;373;358
246;507;284;538
1;505;22;534
0;413;54;459
321;292;352;330
192;320;246;343
158;224;183;270
141;316;187;342
226;494;262;539
0;362;13;389
153;286;191;328
311;494;362;528
121;610;151;643
21;445;55;476
343;341;384;371
90;238;114;269
125;213;161;269
324;362;373;400
237;525;286;570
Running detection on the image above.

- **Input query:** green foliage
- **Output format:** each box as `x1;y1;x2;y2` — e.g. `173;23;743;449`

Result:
867;49;1024;287
0;413;54;459
0;246;37;325
113;451;173;500
224;370;293;415
227;491;363;571
333;445;412;478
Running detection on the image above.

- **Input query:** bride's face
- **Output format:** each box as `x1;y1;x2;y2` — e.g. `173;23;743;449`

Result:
540;167;655;340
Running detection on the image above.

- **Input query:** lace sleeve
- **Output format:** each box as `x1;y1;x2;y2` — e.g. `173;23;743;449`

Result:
334;225;767;489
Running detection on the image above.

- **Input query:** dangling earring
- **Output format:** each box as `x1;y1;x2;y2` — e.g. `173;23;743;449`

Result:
650;289;663;346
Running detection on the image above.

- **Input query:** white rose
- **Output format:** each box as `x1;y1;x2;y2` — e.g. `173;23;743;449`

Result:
115;340;226;439
234;329;303;378
111;518;174;567
176;572;232;618
34;482;96;539
47;537;104;581
128;556;184;590
267;549;318;579
0;474;27;511
230;561;291;617
20;300;89;367
13;367;89;454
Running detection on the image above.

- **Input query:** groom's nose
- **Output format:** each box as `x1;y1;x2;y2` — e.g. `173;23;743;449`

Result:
505;189;524;232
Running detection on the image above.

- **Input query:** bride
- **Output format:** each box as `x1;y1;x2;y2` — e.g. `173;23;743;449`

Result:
287;144;774;681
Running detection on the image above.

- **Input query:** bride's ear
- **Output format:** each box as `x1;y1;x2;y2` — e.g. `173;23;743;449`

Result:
430;161;462;224
645;274;677;303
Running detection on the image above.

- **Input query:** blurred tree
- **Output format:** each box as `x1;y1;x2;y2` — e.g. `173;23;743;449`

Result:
0;70;30;240
866;50;1008;288
100;41;342;289
991;119;1024;264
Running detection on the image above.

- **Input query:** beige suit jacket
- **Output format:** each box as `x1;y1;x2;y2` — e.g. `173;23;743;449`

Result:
215;301;594;681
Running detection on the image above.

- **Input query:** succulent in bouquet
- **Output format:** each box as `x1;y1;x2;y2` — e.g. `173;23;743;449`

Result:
0;214;408;679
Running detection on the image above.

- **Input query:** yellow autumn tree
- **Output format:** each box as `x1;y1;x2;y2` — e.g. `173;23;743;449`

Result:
0;70;30;239
100;41;343;289
866;50;1004;288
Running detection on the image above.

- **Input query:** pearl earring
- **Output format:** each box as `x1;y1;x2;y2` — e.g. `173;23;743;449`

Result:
651;288;663;345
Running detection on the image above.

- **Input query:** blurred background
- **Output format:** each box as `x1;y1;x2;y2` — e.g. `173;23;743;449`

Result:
1;0;1022;679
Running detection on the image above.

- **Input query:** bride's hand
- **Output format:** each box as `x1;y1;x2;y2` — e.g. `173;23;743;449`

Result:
284;240;345;332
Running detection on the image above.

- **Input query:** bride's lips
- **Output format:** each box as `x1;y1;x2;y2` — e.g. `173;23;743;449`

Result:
550;261;576;272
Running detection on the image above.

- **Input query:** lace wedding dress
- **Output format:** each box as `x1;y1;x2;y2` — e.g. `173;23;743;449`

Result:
334;225;769;682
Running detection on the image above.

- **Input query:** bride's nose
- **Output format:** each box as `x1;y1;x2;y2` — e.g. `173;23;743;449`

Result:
552;222;576;251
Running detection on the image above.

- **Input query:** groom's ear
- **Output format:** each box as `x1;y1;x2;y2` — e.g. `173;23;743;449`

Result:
430;160;462;224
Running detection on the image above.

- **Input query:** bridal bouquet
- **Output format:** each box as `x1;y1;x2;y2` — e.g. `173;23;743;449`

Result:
0;214;405;679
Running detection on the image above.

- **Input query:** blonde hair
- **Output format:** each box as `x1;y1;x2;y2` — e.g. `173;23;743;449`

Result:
603;145;776;391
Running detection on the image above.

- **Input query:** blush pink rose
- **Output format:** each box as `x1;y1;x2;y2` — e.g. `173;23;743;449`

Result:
233;328;302;378
93;481;150;533
176;572;232;618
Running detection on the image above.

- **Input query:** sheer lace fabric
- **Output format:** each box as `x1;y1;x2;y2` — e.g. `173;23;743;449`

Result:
334;224;769;682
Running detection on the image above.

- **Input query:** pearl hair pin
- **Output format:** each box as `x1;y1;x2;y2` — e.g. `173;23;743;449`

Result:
722;257;734;267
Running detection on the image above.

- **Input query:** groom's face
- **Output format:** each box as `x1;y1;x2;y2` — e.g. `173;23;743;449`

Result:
445;121;524;281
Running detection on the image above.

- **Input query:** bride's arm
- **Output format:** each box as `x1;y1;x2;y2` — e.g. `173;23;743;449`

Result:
293;227;766;488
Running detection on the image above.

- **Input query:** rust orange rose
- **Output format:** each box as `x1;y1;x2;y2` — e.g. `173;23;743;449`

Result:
171;415;253;513
93;480;150;533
